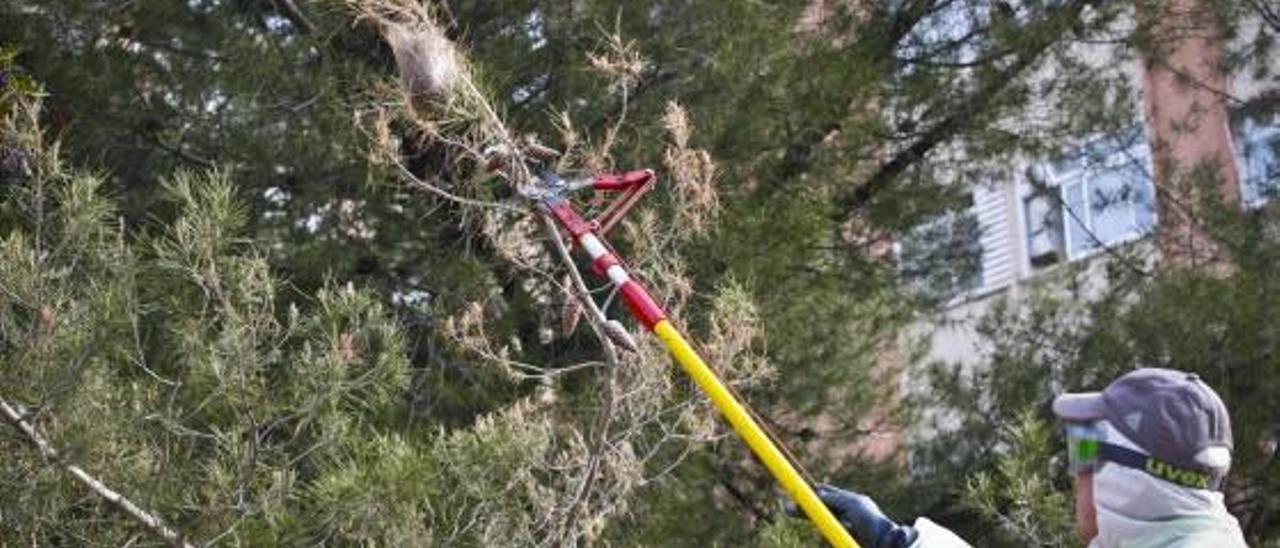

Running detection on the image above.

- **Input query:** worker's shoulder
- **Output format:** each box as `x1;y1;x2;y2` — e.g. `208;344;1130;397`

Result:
909;517;974;548
1123;516;1248;548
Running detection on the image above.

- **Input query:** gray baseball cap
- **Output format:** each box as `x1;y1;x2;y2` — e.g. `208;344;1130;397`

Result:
1053;368;1233;473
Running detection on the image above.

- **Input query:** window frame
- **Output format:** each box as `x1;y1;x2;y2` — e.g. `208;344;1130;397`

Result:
1025;129;1158;265
1235;110;1280;208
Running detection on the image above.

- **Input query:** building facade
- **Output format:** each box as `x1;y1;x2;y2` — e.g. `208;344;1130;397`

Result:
906;13;1279;373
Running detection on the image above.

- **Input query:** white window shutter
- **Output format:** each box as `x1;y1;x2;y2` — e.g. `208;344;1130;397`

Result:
973;185;1014;291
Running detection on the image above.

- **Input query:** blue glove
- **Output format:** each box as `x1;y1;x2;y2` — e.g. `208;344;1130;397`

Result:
813;485;919;548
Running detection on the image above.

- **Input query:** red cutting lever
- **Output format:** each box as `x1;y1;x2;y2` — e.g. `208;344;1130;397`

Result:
592;169;656;236
592;170;655;191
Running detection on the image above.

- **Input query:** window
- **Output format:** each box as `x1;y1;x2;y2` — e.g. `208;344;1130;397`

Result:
898;208;984;302
1060;161;1156;256
895;0;988;73
1027;128;1157;263
1235;110;1280;207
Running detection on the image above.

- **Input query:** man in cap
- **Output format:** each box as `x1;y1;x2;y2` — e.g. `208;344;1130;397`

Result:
808;368;1248;547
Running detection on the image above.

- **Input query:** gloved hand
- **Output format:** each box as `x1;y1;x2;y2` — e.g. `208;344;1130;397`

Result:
788;485;918;548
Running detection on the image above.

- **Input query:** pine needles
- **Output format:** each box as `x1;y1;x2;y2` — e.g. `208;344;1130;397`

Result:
340;2;750;545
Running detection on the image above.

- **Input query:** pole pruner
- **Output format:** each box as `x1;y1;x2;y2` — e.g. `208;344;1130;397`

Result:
508;160;859;548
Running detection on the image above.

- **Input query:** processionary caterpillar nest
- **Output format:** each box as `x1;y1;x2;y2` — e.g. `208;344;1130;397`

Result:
382;20;461;101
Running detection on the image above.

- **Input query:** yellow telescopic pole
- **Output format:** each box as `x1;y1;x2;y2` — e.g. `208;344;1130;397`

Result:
653;320;858;548
542;191;857;547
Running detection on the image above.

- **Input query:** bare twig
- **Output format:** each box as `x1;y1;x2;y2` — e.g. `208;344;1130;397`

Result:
270;0;317;34
538;213;624;546
146;132;216;169
390;153;525;213
537;214;622;367
0;396;196;548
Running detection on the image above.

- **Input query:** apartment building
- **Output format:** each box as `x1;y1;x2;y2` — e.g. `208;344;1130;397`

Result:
904;14;1279;370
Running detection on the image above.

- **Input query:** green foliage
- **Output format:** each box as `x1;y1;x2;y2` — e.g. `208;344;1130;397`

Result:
963;412;1080;548
0;106;414;543
2;0;1275;545
307;405;555;545
757;515;824;548
0;46;40;118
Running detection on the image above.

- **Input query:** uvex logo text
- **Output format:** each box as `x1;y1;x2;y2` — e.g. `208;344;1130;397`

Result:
1145;458;1211;489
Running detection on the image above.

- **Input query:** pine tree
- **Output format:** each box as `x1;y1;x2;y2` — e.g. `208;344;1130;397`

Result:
3;0;1274;545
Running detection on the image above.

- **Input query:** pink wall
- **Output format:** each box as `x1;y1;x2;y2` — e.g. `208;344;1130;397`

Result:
1138;0;1241;268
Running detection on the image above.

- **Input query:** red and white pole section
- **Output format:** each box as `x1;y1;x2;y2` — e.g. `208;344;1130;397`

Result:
538;191;858;548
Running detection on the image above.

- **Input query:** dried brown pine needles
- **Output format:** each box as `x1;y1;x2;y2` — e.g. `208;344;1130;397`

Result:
343;2;751;544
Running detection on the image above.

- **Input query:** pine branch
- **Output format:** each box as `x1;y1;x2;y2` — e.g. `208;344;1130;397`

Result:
0;396;196;548
270;0;317;34
835;0;1097;220
1253;0;1280;33
760;0;962;192
145;131;216;169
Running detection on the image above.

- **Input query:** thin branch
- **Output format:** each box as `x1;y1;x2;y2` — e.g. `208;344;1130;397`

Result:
138;40;226;62
895;46;1012;68
537;214;622;368
537;214;623;545
0;396;196;548
836;0;1096;219
1247;0;1280;33
1150;57;1247;107
146;133;216;169
270;0;317;34
391;153;525;213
